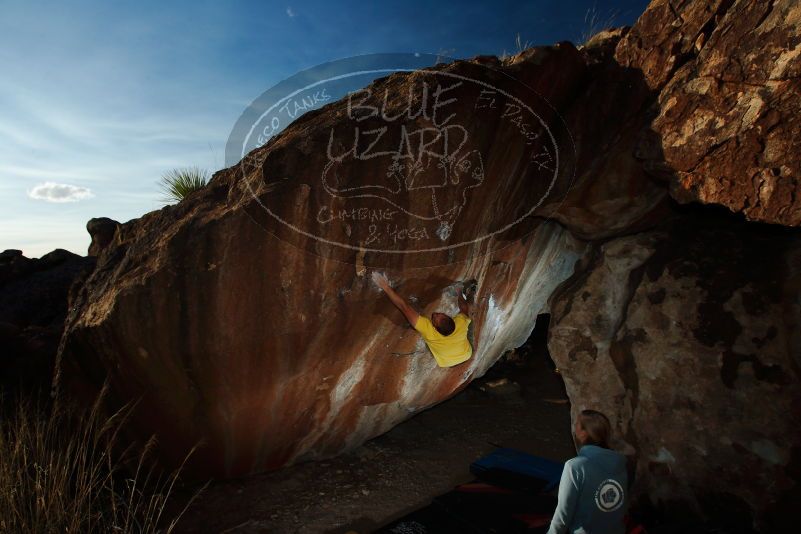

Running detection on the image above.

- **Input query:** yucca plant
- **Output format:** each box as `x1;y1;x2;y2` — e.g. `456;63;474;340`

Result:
0;381;205;533
158;167;209;204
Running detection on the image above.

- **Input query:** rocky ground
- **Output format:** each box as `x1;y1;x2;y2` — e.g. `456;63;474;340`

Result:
164;324;574;533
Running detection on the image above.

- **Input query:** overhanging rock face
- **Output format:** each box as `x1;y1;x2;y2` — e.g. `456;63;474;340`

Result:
56;44;612;478
53;0;801;527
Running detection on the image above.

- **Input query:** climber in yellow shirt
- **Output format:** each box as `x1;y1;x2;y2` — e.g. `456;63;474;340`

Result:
372;272;474;367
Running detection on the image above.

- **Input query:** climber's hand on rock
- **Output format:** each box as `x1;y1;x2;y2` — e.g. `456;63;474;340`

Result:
371;272;390;291
462;279;478;304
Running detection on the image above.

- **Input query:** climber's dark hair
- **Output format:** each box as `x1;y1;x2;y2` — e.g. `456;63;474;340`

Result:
578;409;612;448
434;315;456;336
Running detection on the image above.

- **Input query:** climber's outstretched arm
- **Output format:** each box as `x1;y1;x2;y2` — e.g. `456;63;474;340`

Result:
458;291;470;317
372;272;420;327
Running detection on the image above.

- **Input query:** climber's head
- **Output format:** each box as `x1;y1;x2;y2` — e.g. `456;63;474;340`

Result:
431;312;455;336
575;409;612;449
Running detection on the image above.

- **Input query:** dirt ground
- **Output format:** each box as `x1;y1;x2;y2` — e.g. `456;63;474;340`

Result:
165;327;575;533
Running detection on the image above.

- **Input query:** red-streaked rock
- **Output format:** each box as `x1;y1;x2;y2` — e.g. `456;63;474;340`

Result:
54;50;602;478
57;215;586;477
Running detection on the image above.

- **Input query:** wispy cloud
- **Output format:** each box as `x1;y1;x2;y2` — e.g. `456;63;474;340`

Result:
27;182;95;203
286;6;295;18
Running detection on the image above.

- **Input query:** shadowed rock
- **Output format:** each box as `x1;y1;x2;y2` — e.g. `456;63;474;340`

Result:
87;217;121;257
548;208;801;530
0;248;94;395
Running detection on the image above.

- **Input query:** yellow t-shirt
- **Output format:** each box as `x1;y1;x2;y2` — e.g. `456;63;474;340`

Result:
414;313;472;367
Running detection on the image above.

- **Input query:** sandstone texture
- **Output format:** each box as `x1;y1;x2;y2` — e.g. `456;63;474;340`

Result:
548;212;801;529
55;48;598;478
617;0;801;225
48;0;801;528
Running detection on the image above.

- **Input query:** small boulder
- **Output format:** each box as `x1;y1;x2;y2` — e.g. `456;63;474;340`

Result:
87;217;120;257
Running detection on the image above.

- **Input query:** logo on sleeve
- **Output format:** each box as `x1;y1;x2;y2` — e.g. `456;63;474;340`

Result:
594;479;624;512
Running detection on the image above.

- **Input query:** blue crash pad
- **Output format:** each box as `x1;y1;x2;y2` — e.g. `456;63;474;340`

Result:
470;448;565;493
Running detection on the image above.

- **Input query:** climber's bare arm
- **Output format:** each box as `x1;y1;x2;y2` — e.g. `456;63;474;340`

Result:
372;272;420;327
458;291;470;317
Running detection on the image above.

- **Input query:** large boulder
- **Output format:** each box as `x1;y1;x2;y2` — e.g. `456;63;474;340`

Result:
87;217;121;257
547;210;801;530
50;0;800;527
618;0;801;225
51;34;671;479
54;45;609;478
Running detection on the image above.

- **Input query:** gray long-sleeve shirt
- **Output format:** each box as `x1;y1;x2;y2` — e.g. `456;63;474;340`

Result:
547;444;628;534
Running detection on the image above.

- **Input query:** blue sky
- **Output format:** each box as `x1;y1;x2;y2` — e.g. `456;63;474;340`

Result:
0;0;649;258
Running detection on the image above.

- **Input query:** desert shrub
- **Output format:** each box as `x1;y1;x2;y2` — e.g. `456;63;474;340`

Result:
158;167;209;204
0;382;204;533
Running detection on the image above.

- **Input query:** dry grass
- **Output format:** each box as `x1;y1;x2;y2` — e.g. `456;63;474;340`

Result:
499;32;533;61
579;2;622;46
498;2;623;62
0;382;205;533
